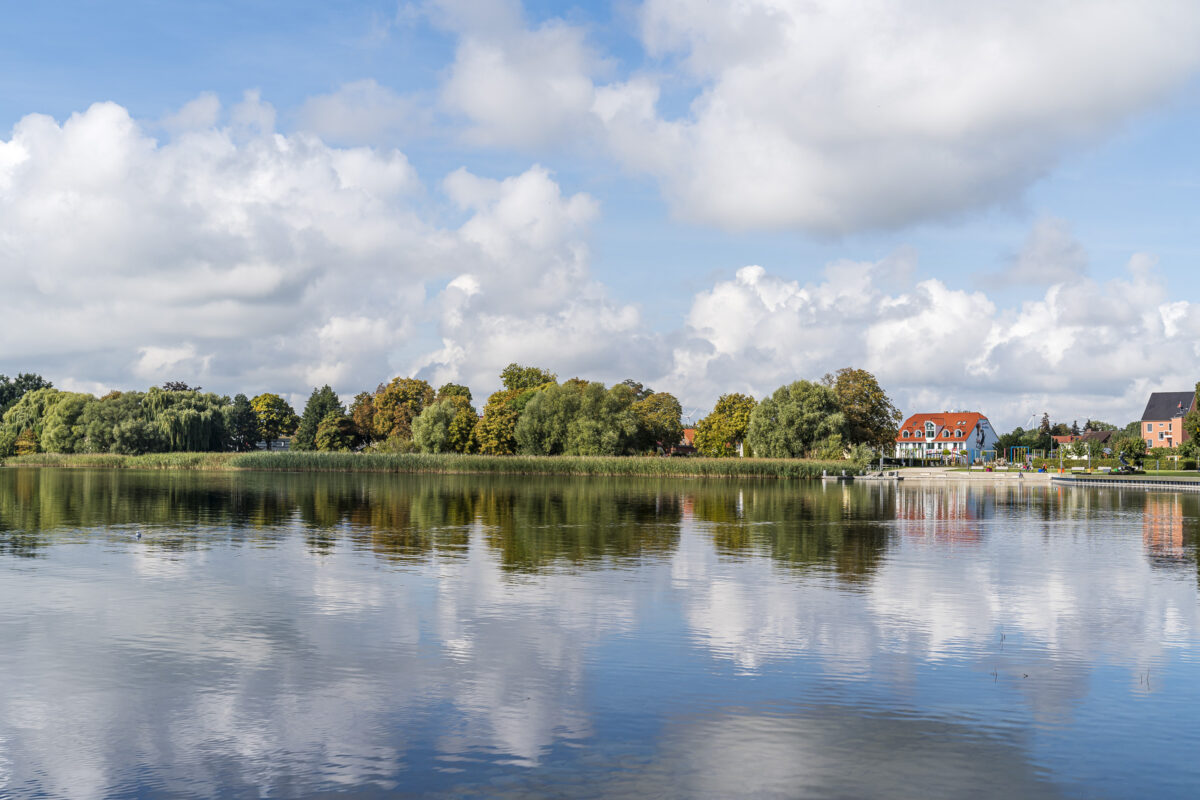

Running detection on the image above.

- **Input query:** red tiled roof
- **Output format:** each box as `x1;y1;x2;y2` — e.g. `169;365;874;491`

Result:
895;412;988;442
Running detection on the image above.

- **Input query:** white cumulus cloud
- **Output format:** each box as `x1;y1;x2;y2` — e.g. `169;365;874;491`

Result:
437;0;1200;233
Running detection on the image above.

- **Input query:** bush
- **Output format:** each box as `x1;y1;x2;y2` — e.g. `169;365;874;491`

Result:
1032;458;1119;469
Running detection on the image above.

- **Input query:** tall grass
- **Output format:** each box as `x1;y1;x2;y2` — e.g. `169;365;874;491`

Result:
4;451;860;479
227;451;857;478
4;452;239;470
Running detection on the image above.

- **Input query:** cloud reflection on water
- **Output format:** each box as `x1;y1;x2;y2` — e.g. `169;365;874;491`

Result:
0;471;1199;796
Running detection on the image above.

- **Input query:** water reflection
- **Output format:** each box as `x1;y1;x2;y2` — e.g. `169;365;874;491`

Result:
2;470;1200;798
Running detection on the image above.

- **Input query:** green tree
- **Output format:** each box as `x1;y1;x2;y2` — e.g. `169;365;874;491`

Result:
1182;383;1200;443
0;373;52;417
1084;419;1118;431
1115;434;1148;466
413;396;480;454
515;383;579;455
143;388;231;451
694;393;756;457
746;380;846;459
227;394;260;451
565;382;639;455
633;392;683;452
251;393;299;446
436;383;472;403
823;367;901;451
40;392;92;453
500;363;556;391
293;385;344;451
0;387;65;455
620;379;654;402
373;377;434;442
315;413;358;451
77;390;168;455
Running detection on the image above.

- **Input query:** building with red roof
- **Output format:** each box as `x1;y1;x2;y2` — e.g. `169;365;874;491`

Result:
894;411;998;462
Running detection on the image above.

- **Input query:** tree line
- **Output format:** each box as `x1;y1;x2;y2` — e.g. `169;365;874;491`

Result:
0;366;902;459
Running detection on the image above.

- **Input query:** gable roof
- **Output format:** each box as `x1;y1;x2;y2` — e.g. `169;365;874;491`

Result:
1141;392;1195;421
895;412;988;441
1080;429;1115;443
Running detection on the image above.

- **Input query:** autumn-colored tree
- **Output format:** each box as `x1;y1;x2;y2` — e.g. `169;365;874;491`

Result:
349;392;376;444
475;387;539;455
14;428;39;455
822;367;901;451
445;396;478;453
694;393;757;457
251;393;299;445
372;377;435;441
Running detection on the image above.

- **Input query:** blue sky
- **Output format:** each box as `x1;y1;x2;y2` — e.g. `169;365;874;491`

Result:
3;0;1200;429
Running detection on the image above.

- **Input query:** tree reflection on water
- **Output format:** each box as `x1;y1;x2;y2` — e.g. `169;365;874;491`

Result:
3;469;1200;582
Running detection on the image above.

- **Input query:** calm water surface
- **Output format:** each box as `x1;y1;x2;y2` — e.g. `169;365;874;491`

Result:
1;468;1199;798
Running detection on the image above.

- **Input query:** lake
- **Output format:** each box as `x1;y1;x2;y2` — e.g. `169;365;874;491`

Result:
1;468;1198;798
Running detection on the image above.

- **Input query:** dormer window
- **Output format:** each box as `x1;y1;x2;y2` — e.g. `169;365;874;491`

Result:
925;422;936;438
942;430;950;438
902;430;909;438
955;430;963;438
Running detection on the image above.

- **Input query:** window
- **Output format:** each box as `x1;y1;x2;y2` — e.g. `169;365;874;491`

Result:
955;430;963;438
1159;422;1166;428
925;422;936;437
943;430;950;438
1159;432;1165;440
1147;423;1153;431
1147;439;1154;447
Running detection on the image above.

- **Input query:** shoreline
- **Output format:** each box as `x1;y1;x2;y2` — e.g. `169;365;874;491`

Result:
0;451;863;480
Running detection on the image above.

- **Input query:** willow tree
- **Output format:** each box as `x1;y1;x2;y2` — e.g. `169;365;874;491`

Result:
746;381;845;459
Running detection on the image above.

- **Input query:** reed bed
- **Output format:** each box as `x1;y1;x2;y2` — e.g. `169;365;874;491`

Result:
4;451;859;479
4;452;239;470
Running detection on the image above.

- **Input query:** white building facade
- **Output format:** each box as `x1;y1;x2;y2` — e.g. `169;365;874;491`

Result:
894;412;999;463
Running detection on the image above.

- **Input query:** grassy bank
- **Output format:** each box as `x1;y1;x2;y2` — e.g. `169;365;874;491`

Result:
1;451;861;479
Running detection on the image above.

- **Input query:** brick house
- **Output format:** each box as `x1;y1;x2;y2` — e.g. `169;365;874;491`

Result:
1140;391;1196;449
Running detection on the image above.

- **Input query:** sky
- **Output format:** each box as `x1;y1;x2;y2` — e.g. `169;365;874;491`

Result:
3;0;1200;430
